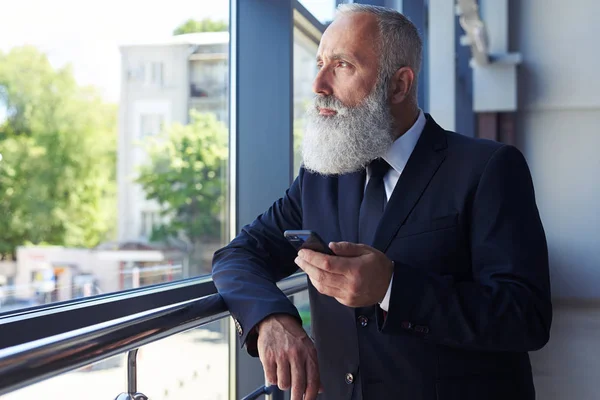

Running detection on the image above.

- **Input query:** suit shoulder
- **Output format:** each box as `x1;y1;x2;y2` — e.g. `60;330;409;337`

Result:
444;130;504;156
446;130;526;158
441;130;531;180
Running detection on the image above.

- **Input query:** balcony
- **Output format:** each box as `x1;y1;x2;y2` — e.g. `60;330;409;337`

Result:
190;83;228;99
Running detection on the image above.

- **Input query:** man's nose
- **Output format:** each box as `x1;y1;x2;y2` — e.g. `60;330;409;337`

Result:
312;69;333;97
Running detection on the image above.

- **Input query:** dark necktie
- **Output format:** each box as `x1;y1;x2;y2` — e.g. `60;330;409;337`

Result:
358;158;391;246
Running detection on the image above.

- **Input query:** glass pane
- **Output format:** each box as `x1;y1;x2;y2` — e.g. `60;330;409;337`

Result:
298;0;337;24
0;320;230;400
293;27;319;176
137;319;229;400
292;291;312;336
1;354;127;400
0;1;230;311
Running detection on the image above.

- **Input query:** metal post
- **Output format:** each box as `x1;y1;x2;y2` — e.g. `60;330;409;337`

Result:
229;0;294;398
402;0;429;111
454;5;476;138
114;349;148;400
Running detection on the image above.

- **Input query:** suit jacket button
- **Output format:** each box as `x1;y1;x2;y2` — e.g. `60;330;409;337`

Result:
234;319;243;336
345;373;354;385
415;325;429;334
401;321;413;330
357;315;368;327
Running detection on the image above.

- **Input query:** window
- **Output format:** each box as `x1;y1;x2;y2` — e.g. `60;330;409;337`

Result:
139;114;164;137
0;1;231;309
189;44;229;125
148;62;164;86
298;0;337;24
293;27;320;175
140;210;161;238
0;0;231;396
4;321;229;400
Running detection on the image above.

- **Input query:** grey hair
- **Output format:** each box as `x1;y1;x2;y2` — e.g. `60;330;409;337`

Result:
336;3;422;100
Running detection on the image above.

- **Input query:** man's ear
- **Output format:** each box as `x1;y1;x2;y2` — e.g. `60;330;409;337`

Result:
388;67;415;104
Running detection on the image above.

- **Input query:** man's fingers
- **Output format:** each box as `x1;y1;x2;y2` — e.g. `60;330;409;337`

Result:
294;256;320;277
311;277;343;298
260;352;277;387
304;351;321;400
277;359;291;391
329;241;369;256
298;249;345;274
295;258;341;289
295;258;326;282
290;358;307;400
295;258;343;297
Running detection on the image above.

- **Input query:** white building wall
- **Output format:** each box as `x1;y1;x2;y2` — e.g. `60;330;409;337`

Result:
14;247;120;300
118;44;191;242
511;0;600;299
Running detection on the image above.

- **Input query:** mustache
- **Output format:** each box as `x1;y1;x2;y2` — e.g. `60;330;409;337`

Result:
312;95;350;116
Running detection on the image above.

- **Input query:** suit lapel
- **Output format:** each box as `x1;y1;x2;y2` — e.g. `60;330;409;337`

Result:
372;114;448;252
337;170;366;243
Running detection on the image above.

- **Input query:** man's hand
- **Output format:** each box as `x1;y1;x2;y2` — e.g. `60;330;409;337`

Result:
295;242;394;307
257;314;322;400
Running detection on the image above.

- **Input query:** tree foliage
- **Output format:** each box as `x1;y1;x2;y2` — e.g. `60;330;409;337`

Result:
173;18;228;35
0;46;117;259
136;111;228;256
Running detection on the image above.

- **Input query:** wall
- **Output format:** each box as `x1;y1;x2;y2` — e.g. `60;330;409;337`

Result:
118;44;191;242
14;247;120;300
511;0;600;299
0;262;16;280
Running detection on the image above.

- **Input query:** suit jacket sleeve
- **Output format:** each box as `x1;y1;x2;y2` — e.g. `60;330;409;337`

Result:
379;145;552;352
212;168;305;355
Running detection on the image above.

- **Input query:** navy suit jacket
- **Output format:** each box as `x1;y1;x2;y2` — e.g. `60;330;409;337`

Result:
212;115;552;400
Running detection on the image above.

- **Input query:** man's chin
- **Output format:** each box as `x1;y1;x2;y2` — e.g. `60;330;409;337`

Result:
302;160;365;177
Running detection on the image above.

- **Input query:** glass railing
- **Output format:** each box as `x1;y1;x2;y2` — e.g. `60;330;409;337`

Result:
0;273;308;400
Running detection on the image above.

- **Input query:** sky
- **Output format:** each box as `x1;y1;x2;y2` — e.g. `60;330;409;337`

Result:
0;0;334;104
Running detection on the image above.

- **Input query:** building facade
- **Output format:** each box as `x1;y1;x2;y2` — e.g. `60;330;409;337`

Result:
117;31;317;244
117;32;229;244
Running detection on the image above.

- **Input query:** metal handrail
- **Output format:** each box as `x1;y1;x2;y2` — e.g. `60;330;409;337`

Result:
241;384;276;400
0;273;308;397
0;275;219;349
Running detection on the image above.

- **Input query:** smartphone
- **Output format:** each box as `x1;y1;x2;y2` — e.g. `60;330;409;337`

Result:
284;230;334;255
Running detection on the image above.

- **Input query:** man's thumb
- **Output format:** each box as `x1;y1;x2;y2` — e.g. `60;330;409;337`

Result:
329;241;366;256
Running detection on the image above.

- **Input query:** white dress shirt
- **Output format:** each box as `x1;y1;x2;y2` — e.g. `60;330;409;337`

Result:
364;109;426;312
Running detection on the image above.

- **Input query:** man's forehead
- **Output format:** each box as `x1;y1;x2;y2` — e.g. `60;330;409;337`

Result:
317;13;379;62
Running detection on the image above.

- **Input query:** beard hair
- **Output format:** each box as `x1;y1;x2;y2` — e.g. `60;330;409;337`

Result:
301;78;394;176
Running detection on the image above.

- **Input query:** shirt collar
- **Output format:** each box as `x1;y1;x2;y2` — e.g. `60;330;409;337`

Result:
383;109;426;174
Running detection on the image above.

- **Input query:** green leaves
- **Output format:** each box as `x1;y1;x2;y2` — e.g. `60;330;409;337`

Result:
136;110;228;247
173;18;228;35
0;46;117;259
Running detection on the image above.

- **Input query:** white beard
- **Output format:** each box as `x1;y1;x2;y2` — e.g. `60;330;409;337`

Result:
301;81;394;176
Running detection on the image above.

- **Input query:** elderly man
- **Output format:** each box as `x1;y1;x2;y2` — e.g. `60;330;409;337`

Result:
212;4;551;400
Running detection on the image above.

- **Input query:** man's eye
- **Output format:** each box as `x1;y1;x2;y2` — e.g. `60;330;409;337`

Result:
337;61;348;68
317;63;323;70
